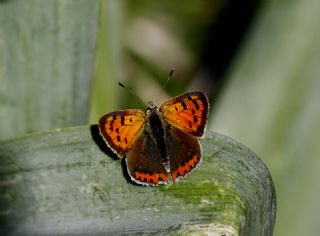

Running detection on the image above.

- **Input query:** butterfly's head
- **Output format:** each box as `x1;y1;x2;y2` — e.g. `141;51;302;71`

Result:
147;101;156;110
147;101;161;117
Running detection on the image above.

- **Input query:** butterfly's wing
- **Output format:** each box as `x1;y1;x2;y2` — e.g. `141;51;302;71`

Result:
165;126;202;182
126;133;169;186
99;109;168;185
160;92;209;137
99;109;146;157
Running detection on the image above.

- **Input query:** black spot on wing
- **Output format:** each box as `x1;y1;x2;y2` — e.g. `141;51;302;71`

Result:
181;101;187;110
194;116;198;123
121;116;125;125
192;99;200;110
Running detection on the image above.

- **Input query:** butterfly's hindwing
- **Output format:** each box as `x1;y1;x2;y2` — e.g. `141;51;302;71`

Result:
165;126;202;182
126;132;169;185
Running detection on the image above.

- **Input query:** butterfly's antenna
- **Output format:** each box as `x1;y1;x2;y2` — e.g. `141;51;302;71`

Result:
118;82;146;107
155;67;175;104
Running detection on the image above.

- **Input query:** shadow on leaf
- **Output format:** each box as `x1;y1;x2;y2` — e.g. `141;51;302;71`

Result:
90;124;134;185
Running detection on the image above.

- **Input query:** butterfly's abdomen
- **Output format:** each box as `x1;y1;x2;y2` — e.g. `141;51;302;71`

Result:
149;112;169;171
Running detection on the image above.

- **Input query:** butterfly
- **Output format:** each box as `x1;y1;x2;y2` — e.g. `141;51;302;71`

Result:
98;92;209;186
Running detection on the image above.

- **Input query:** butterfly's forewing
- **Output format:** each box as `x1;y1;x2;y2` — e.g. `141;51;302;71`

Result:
160;92;209;137
126;133;169;186
165;126;202;182
99;109;145;157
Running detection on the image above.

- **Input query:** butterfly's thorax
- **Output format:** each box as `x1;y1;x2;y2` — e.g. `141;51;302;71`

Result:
146;105;170;172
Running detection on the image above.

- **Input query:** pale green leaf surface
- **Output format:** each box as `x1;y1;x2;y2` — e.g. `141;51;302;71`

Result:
0;0;99;140
0;127;275;235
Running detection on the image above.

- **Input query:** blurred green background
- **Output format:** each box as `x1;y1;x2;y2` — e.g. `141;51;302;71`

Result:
1;0;320;235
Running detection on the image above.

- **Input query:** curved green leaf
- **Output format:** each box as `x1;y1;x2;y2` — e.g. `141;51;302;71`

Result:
0;127;275;235
0;0;99;139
